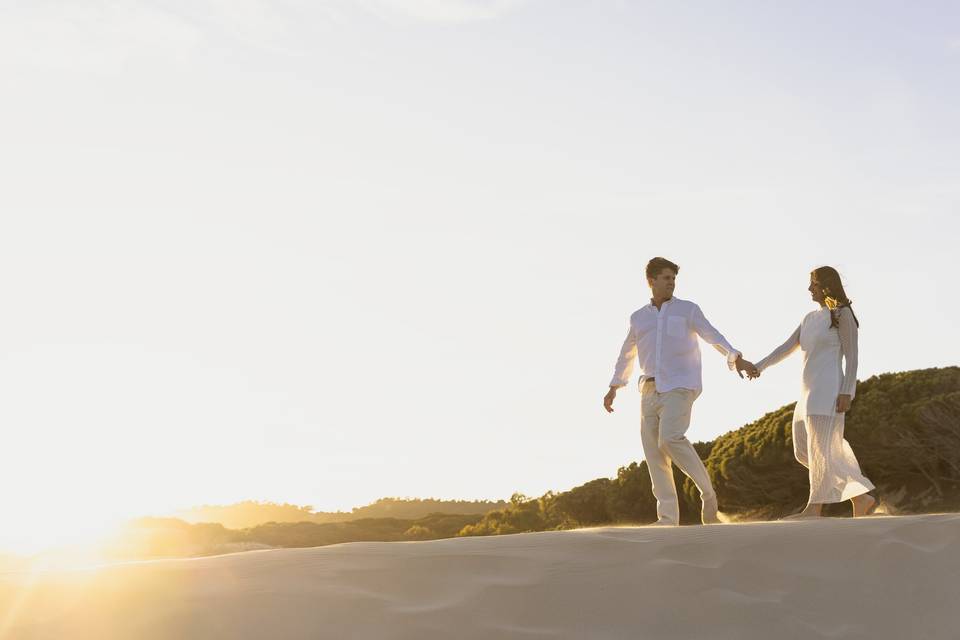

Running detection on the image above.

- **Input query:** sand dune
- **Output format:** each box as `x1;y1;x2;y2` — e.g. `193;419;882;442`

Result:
2;513;958;639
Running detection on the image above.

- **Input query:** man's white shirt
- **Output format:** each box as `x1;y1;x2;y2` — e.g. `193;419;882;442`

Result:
609;297;741;394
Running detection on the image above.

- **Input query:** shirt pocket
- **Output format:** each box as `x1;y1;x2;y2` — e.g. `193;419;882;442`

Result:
666;315;688;338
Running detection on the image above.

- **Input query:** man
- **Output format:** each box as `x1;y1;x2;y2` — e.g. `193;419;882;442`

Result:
604;257;754;526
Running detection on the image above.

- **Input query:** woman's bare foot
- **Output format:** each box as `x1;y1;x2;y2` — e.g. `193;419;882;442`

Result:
851;493;877;517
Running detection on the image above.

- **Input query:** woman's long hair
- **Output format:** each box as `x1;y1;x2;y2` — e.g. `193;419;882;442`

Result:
812;266;860;328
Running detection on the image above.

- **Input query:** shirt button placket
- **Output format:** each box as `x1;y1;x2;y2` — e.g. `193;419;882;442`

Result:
654;308;663;388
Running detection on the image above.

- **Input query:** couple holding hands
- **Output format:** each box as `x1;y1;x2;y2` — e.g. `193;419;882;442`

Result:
603;257;877;525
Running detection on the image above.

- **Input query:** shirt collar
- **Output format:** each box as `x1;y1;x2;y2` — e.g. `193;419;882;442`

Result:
648;296;675;308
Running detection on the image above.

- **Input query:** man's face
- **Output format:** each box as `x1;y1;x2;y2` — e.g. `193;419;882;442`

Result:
648;269;677;300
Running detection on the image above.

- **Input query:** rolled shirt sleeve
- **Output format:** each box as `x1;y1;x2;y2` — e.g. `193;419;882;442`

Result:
690;304;741;370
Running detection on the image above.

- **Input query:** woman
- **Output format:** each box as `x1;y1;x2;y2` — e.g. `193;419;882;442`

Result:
749;266;877;519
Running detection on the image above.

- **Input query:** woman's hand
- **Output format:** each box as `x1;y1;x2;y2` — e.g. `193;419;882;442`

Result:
736;356;760;380
737;357;760;379
836;394;852;413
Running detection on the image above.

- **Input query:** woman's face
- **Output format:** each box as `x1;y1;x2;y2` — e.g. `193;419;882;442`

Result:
808;276;826;304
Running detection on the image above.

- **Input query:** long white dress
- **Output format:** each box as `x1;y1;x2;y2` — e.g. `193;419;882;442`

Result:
756;305;874;504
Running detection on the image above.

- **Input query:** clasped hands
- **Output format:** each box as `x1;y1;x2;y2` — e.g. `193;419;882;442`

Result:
735;355;760;380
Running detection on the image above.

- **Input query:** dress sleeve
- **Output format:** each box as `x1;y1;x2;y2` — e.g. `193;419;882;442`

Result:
755;325;801;372
838;307;858;398
609;323;638;388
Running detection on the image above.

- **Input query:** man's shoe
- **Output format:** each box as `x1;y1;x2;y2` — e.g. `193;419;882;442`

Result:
648;519;677;527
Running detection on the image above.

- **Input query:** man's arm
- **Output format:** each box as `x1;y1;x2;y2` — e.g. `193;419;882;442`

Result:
690;304;755;378
605;324;637;412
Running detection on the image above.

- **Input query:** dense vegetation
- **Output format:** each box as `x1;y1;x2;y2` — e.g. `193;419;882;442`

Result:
709;366;960;518
176;498;509;529
105;512;484;559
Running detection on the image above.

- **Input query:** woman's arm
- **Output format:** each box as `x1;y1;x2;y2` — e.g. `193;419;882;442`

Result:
755;325;801;372
838;307;858;399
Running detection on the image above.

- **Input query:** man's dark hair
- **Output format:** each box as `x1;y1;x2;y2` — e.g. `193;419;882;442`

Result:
645;257;679;280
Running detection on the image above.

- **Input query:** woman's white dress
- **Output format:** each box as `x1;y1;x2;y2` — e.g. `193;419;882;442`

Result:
756;306;874;504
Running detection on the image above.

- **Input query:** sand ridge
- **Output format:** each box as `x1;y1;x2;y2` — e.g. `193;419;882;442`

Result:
1;513;958;639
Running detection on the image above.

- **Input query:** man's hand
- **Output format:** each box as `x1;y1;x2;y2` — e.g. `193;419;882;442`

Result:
603;387;618;413
836;394;852;413
735;356;760;380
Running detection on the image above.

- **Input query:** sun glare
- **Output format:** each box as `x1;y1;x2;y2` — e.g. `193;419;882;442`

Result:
0;509;130;559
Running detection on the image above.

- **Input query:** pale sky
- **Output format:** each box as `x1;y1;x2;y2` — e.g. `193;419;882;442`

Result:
1;0;958;553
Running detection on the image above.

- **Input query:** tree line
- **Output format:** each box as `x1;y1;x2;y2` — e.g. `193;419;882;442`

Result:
99;367;960;560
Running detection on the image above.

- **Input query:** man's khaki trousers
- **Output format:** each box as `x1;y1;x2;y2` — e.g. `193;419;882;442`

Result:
640;380;716;524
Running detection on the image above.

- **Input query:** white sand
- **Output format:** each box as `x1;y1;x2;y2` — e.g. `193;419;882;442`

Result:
2;513;959;640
